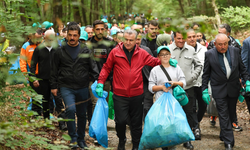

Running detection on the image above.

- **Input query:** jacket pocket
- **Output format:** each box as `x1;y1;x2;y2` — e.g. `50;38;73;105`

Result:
184;56;193;65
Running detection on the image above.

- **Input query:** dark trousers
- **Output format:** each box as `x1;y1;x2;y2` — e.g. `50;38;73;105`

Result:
193;86;207;126
183;87;195;129
51;89;66;118
215;96;237;146
38;79;51;119
60;87;88;143
113;94;144;147
244;96;250;115
143;81;153;120
30;78;42;116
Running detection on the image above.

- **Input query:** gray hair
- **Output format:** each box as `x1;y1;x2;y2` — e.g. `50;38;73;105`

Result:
124;29;138;39
214;33;228;43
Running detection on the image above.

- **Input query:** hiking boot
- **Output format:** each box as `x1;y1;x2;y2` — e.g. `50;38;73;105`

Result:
194;128;201;140
210;116;217;126
232;122;243;132
183;141;194;150
69;141;78;148
78;141;88;149
59;121;67;130
117;138;126;150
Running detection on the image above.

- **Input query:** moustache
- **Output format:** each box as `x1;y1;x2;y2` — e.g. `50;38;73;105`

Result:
70;40;75;41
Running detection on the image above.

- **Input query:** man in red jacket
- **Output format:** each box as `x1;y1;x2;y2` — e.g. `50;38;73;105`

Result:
95;29;162;150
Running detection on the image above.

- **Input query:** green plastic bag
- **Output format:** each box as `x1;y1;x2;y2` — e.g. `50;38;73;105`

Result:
108;91;114;120
172;85;189;106
238;88;245;103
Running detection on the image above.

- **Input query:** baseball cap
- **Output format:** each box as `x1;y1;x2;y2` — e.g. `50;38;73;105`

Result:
42;21;53;29
101;19;108;23
79;30;88;41
32;22;41;28
157;46;170;54
111;29;118;36
124;27;131;30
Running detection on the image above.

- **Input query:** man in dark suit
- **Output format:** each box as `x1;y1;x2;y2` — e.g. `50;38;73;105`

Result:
202;33;250;150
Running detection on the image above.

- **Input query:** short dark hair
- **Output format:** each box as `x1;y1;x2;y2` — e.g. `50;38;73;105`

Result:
36;29;43;35
219;23;231;33
67;24;80;35
148;20;159;27
173;31;181;37
104;24;108;30
62;27;67;33
67;22;78;27
93;20;105;28
85;25;93;30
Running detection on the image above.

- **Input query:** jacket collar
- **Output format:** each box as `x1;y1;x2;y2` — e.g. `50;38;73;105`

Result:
115;42;140;57
172;42;188;51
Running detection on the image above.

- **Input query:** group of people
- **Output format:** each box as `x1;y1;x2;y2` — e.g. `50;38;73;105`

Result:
12;15;250;150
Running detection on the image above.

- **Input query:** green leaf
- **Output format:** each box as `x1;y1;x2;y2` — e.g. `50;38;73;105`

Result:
62;134;71;141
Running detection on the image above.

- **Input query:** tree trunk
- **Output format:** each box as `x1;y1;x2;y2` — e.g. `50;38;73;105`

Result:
73;0;81;23
211;0;221;28
201;0;206;14
120;0;122;14
19;2;26;24
227;0;233;6
245;0;250;7
178;0;185;15
81;0;87;25
90;0;93;24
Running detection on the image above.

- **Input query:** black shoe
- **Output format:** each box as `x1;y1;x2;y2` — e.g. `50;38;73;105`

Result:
194;128;201;140
69;142;79;148
225;144;233;150
162;147;168;150
117;138;126;150
183;142;194;150
59;121;67;130
78;141;88;149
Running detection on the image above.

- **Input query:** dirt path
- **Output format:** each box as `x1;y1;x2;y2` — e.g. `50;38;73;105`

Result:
85;100;250;150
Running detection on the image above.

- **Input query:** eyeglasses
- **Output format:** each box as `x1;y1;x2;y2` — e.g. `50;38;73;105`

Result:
159;54;170;57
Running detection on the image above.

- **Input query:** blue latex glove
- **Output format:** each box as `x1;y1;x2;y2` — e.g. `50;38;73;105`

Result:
202;89;210;105
96;83;104;97
169;58;178;68
246;80;250;93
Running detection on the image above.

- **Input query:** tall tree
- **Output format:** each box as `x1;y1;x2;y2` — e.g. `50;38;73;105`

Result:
81;0;87;25
178;0;185;15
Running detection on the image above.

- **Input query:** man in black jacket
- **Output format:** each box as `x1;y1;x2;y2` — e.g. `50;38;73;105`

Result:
50;24;99;148
140;20;159;57
31;30;67;129
207;24;241;51
89;20;114;111
31;30;56;119
136;32;154;120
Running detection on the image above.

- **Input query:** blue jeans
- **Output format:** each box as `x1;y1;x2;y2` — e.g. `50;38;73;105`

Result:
60;87;89;143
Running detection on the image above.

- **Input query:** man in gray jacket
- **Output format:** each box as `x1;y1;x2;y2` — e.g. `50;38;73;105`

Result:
168;31;202;150
186;30;207;140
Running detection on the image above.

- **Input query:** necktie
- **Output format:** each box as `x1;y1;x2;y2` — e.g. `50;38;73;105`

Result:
223;53;231;79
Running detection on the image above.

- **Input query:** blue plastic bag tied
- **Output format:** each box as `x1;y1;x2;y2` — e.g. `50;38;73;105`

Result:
89;81;109;148
139;92;195;150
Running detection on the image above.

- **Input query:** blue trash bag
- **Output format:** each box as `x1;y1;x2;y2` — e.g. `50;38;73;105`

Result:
27;98;32;111
139;92;195;150
89;81;109;148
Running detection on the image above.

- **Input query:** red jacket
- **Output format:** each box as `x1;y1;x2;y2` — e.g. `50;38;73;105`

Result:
98;43;161;97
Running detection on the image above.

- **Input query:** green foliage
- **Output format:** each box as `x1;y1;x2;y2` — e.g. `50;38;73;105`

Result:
221;6;250;31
